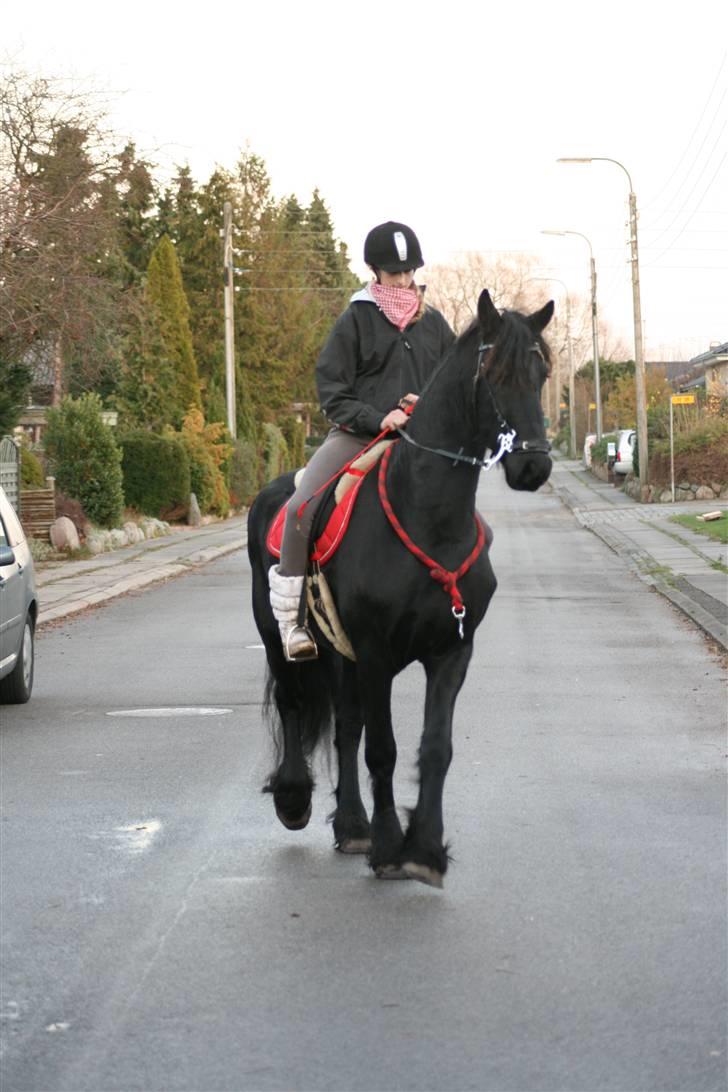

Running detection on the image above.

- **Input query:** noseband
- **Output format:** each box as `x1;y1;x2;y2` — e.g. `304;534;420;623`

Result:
395;341;551;470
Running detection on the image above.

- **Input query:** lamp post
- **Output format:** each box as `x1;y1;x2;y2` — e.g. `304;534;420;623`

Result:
528;276;576;457
542;229;602;441
557;157;647;485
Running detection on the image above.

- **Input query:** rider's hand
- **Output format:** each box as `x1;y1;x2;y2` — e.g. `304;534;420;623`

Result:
380;408;410;432
399;393;419;409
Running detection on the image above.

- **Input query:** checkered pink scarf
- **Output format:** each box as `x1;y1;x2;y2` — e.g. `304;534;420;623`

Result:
370;282;420;331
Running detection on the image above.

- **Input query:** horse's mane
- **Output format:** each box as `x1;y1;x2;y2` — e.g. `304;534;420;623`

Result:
459;309;552;390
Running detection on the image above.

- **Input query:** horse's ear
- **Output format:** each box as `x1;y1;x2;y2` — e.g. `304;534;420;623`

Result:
528;300;555;333
477;290;501;338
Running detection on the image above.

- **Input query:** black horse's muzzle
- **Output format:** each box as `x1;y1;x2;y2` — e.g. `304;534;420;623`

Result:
503;445;552;491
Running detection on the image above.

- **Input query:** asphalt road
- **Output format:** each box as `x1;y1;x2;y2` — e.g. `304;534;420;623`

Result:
1;471;725;1092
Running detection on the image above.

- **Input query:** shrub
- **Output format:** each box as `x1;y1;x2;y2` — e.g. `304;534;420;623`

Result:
44;394;124;528
590;433;618;467
229;439;260;506
648;416;728;485
262;423;289;483
20;448;45;488
55;491;91;538
120;431;191;517
178;408;232;517
279;415;306;470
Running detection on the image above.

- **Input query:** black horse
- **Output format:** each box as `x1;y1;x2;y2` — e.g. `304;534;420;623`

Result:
247;290;554;887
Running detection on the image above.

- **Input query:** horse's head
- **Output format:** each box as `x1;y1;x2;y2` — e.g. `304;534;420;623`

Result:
475;289;554;491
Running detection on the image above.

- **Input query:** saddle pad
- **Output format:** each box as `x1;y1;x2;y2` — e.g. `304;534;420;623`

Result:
266;439;394;565
266;476;367;564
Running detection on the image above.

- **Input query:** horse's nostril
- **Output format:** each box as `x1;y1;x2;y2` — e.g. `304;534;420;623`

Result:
506;455;552;491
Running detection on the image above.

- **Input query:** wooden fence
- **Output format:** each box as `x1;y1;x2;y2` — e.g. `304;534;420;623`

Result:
20;484;56;541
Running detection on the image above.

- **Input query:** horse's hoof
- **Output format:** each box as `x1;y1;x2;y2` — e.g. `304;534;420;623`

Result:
275;802;312;830
402;861;444;888
375;864;412;881
336;837;371;855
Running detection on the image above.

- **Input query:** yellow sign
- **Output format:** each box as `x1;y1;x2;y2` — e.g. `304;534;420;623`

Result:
589;402;597;409
671;394;696;405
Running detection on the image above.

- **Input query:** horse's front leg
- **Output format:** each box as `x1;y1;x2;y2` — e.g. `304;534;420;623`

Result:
402;642;474;887
331;659;371;854
357;657;405;878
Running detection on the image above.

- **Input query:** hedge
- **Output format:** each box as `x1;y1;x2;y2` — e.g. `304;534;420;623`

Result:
120;431;191;517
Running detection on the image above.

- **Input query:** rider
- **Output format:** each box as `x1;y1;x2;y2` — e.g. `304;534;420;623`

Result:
269;220;455;662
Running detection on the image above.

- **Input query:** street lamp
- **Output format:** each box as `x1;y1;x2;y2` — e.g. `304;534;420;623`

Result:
542;229;602;441
528;276;576;458
557;157;647;486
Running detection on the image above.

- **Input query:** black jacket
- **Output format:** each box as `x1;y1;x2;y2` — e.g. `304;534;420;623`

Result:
316;290;455;437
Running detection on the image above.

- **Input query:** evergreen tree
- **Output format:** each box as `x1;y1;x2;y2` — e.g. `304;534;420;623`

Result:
108;143;157;285
145;235;201;427
0;359;32;435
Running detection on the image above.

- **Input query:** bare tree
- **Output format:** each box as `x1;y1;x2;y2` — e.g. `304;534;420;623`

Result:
0;70;127;403
425;251;543;333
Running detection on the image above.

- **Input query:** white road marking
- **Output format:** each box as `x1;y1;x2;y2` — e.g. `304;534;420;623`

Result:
106;707;232;717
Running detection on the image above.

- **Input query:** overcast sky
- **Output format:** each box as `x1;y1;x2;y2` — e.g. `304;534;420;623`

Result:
4;0;727;360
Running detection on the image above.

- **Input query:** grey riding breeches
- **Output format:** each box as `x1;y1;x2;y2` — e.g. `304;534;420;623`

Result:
278;428;372;577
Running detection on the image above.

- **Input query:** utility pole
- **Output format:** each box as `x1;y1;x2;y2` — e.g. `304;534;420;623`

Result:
588;252;602;441
557;157;648;485
222;201;237;440
527;275;575;456
564;292;576;458
542;230;602;441
628;188;648;487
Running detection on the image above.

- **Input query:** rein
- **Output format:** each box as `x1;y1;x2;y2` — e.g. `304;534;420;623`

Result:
377;443;486;639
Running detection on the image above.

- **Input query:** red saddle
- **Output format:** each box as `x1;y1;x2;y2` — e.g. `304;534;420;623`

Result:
266;464;376;565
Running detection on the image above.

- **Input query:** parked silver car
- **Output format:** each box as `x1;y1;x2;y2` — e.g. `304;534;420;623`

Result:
0;485;38;703
614;428;636;477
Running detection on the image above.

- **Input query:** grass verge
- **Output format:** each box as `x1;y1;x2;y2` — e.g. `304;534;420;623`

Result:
670;511;728;544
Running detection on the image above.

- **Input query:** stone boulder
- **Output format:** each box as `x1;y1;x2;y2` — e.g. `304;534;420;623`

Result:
123;521;145;544
188;492;202;527
49;516;80;553
87;530;110;555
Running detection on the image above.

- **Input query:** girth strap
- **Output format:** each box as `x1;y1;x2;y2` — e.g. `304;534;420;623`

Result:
377;444;486;638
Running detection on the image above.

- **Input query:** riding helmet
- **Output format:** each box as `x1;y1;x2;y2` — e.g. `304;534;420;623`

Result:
364;221;424;272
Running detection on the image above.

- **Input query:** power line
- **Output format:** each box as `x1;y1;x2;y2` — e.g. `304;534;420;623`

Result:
642;52;727;217
646;149;728;265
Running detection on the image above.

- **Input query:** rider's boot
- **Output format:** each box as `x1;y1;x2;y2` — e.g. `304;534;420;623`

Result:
268;565;318;662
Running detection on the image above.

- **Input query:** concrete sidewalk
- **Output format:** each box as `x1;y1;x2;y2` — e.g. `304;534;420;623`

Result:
548;454;727;650
35;516;247;626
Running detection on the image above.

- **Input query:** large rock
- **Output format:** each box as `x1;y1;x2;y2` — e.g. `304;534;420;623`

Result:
123;521;145;544
87;530;110;555
108;529;129;550
188;492;202;527
50;516;80;552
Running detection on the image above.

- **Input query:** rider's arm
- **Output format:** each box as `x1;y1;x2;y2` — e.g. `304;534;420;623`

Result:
316;310;388;436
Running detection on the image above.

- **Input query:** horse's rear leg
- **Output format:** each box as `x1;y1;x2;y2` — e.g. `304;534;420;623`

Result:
332;660;370;854
402;644;473;887
265;702;314;830
263;657;317;830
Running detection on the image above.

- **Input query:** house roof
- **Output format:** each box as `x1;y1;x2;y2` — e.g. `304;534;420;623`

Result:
669;342;728;390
